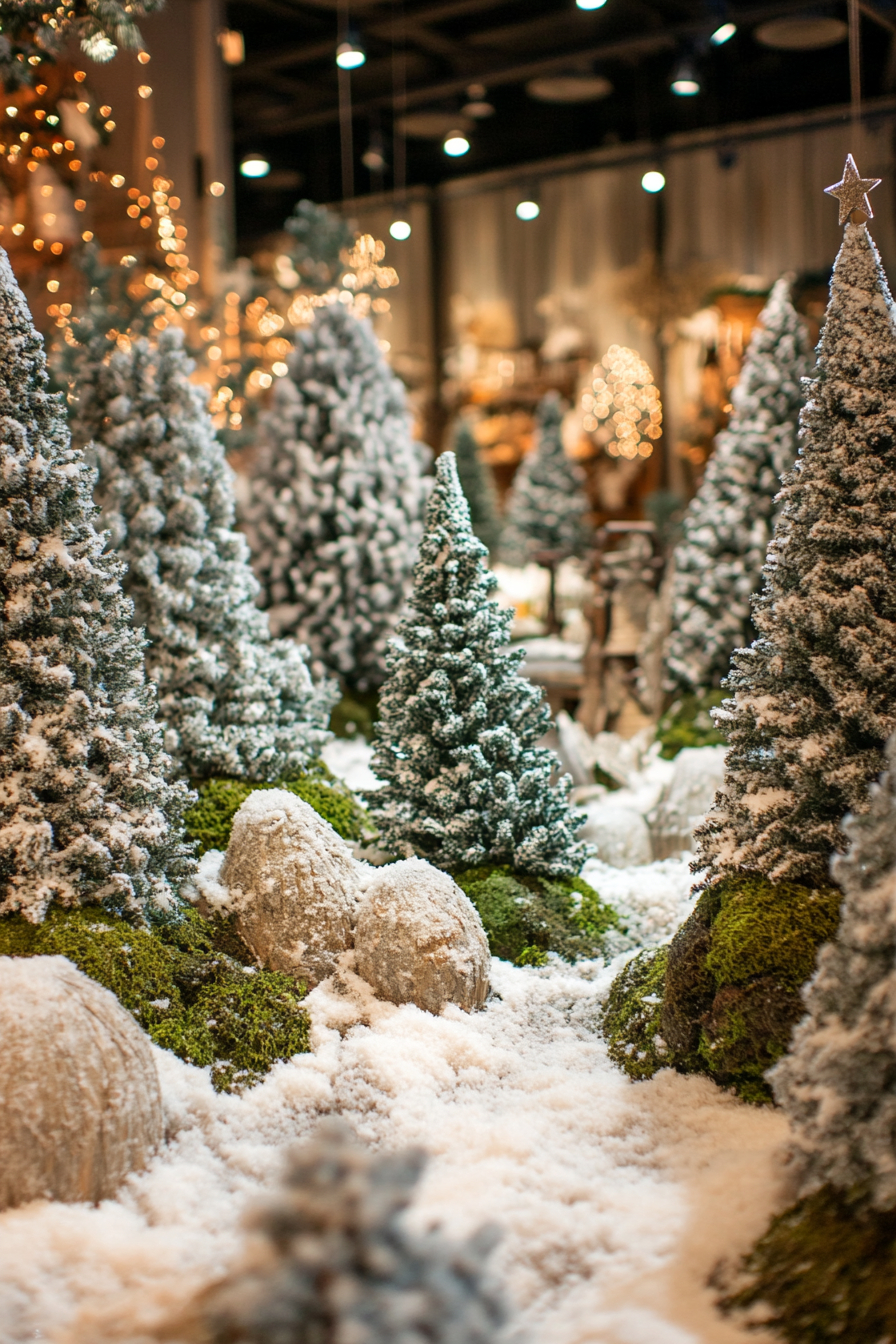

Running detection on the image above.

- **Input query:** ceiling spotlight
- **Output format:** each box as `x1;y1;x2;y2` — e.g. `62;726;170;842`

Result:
362;146;386;170
390;218;412;240
336;38;366;70
240;152;270;178
641;170;665;193
710;21;736;45
443;130;471;157
670;60;700;96
576;0;607;8
516;199;540;220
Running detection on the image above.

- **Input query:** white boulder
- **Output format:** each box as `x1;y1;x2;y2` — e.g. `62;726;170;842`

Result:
649;745;728;858
354;859;490;1014
0;956;162;1210
220;789;357;986
578;801;653;867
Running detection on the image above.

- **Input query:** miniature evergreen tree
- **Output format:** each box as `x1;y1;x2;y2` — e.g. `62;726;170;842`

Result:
665;277;813;695
695;213;896;890
0;1;164;81
240;301;427;691
501;392;591;565
771;737;896;1208
0;249;193;923
68;322;334;783
449;415;502;556
370;452;589;876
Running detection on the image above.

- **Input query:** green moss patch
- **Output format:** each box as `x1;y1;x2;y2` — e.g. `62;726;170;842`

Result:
657;691;726;759
184;758;376;856
453;865;620;965
329;689;379;741
0;904;309;1093
721;1185;896;1343
602;947;670;1080
603;875;843;1102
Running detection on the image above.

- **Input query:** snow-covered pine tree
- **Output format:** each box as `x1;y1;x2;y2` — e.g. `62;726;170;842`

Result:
501;392;591;565
68;321;334;783
665;277;813;695
370;451;588;876
771;736;896;1208
695;214;896;889
240;301;427;691
0;248;193;923
449;415;502;557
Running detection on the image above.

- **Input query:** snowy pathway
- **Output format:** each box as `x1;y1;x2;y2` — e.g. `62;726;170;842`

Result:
0;860;791;1344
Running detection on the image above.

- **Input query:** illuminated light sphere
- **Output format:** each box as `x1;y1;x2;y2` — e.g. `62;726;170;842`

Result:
670;60;701;96
583;344;662;460
336;40;366;70
209;181;226;197
641;170;665;193
443;131;470;157
389;218;411;240
240;152;270;178
710;21;737;45
515;199;540;220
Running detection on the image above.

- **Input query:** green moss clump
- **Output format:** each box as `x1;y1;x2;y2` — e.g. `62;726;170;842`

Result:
721;1186;896;1343
603;874;843;1102
656;691;726;759
453;865;620;965
602;947;670;1080
0;904;309;1092
184;758;375;856
329;688;379;741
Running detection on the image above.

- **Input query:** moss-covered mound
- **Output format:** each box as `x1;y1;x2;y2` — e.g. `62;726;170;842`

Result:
453;865;620;966
184;758;375;856
656;690;726;759
721;1186;896;1343
0;904;309;1093
602;946;669;1080
603;874;842;1102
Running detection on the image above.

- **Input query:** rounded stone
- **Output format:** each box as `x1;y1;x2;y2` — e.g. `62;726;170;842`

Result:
0;955;163;1210
221;789;357;986
354;859;490;1014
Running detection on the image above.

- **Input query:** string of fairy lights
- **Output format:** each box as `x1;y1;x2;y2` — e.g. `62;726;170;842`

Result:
581;345;663;460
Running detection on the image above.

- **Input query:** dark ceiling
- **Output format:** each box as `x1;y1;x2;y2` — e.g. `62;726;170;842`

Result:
224;0;896;247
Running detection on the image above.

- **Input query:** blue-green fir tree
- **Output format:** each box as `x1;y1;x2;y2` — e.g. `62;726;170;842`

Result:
67;320;334;783
370;452;589;876
501;392;591;564
0;248;193;923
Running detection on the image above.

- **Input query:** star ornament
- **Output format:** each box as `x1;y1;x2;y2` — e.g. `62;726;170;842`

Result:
825;154;882;225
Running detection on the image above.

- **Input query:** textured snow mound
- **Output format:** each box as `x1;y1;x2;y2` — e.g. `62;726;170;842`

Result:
0;955;161;1211
221;789;357;985
355;858;490;1014
651;746;727;859
578;803;653;868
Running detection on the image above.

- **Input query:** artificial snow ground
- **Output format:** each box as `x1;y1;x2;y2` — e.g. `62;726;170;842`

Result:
0;753;795;1344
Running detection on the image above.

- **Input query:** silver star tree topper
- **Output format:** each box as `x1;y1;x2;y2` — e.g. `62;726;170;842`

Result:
825;154;882;225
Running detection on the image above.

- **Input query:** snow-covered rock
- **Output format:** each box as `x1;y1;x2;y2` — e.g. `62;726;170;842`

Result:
578;802;653;868
0;956;162;1210
353;859;490;1014
220;790;357;986
649;745;727;859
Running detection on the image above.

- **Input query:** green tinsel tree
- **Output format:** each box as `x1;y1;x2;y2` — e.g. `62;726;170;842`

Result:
0;247;193;923
449;416;501;557
370;451;588;876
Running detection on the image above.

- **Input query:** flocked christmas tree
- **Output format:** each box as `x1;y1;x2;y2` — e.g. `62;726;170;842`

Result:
0;248;193;923
0;1;164;80
771;734;896;1209
450;415;502;557
695;159;896;889
241;301;427;691
67;319;334;783
370;452;588;876
501;392;591;565
665;277;813;695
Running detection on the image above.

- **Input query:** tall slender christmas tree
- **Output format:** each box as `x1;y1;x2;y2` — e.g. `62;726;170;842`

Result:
68;322;334;783
370;452;588;876
665;277;813;695
771;735;896;1209
240;302;427;691
449;416;502;557
696;160;896;890
501;393;591;565
0;248;193;923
